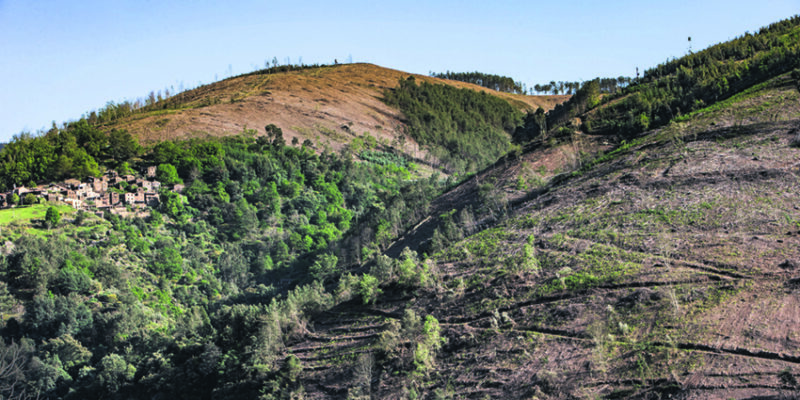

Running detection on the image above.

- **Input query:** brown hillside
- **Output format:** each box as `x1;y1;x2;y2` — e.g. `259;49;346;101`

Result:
285;72;800;398
104;63;567;156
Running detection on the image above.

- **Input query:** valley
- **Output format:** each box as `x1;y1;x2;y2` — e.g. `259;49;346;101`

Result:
0;15;798;400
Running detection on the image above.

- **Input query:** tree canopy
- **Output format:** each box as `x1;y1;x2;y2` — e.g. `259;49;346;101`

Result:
517;15;800;141
384;77;523;174
431;71;525;94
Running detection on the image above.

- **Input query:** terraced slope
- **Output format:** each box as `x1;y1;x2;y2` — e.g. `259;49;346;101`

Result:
284;72;800;398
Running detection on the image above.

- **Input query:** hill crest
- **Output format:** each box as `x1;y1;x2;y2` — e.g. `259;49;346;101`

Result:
102;63;567;153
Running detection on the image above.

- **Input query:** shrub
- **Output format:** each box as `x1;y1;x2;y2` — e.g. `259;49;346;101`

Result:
335;273;359;304
44;206;61;229
358;274;382;305
309;253;339;283
23;193;37;205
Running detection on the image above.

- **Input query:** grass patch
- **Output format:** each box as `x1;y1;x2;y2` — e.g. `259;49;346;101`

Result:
0;204;79;240
0;204;73;226
671;78;778;123
437;228;520;264
535;241;644;296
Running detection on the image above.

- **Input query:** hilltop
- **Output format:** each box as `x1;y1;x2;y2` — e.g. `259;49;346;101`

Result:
0;64;564;192
99;63;566;153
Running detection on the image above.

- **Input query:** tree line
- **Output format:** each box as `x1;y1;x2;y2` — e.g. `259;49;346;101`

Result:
430;71;525;94
516;15;800;141
531;77;631;95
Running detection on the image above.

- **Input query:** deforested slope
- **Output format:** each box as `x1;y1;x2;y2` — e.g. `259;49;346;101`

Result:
280;58;800;400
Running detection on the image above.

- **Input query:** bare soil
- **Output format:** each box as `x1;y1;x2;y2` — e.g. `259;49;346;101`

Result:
282;77;800;398
104;63;567;160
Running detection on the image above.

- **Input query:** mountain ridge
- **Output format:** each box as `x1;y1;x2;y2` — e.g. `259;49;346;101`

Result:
101;63;568;152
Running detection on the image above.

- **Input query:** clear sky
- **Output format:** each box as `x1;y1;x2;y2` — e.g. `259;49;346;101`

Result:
1;0;797;142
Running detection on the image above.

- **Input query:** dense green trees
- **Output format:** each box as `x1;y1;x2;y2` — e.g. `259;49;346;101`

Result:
156;163;182;185
384;76;523;174
515;15;800;143
0;126;450;398
107;129;141;162
431;71;525;94
0;122;139;189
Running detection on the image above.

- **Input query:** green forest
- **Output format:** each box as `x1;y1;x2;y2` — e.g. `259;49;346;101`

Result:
0;123;450;399
383;76;523;175
0;67;528;397
517;15;800;141
430;71;525;94
0;120;139;190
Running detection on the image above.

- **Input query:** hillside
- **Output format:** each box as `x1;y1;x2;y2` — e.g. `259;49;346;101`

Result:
100;63;566;156
272;18;800;398
0;16;799;400
289;66;800;400
514;15;800;144
0;64;564;192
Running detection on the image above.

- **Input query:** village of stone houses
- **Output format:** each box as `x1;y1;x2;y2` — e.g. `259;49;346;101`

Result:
0;165;184;218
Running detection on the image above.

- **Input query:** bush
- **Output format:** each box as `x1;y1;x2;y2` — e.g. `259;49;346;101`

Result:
358;274;382;305
335;273;360;303
309;253;339;283
44;206;61;229
23;193;37;205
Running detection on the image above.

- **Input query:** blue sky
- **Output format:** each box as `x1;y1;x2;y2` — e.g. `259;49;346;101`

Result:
0;0;797;142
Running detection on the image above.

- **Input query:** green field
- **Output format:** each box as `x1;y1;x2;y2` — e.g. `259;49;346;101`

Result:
0;204;75;237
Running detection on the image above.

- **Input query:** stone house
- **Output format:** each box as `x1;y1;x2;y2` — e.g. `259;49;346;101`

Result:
124;193;136;205
64;198;82;208
91;177;108;193
63;179;81;189
107;192;120;206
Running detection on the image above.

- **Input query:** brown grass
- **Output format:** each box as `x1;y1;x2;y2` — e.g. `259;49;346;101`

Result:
102;63;568;157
